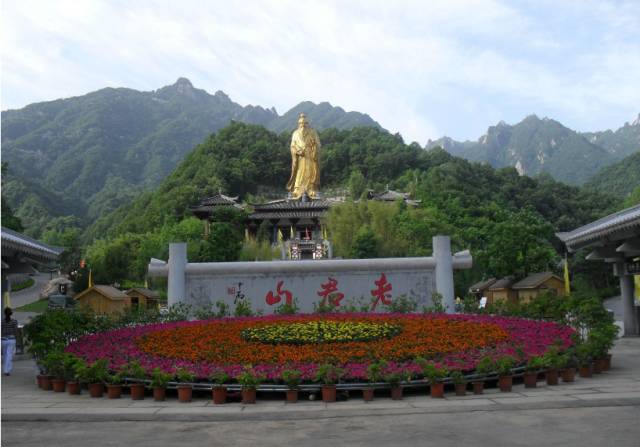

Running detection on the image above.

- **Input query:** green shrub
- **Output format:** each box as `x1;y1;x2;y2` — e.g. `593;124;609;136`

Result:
475;357;495;375
236;370;262;389
150;368;172;388
495;356;516;376
281;369;302;389
315;363;344;385
175;368;195;383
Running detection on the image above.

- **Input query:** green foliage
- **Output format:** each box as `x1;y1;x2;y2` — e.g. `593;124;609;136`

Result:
274;299;299;315
76;359;108;384
366;360;385;383
123;360;147;380
150;368;172;388
42;351;68;378
384;295;418;313
349;225;380;258
450;370;465;384
315;363;345;385
585;151;640;198
209;370;230;387
475;357;495;375
420;362;448;383
495;356;516;376
239;239;279;261
175;368;195;383
525;356;545;372
281;369;302;389
236;370;262;389
233;300;254;317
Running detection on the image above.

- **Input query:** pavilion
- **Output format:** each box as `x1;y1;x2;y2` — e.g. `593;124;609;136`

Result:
557;204;640;336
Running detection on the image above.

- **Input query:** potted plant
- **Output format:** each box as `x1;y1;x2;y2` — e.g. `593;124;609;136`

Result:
422;363;448;398
524;356;544;388
363;361;384;402
383;369;409;400
315;363;344;403
64;355;83;395
43;351;67;392
236;370;262;404
543;349;562;385
560;351;576;383
576;342;593;378
281;369;302;403
473;356;494;394
31;342;52;390
210;370;230;405
124;360;147;400
495;356;516;392
450;370;467;396
150;368;172;401
105;371;124;399
76;359;108;398
175;368;195;403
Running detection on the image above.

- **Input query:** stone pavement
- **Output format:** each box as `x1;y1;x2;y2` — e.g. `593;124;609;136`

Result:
2;338;640;423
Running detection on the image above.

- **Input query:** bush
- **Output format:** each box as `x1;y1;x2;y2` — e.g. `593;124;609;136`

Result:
315;363;344;385
150;368;172;388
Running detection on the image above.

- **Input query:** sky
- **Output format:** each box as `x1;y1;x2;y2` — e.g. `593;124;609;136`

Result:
2;0;639;144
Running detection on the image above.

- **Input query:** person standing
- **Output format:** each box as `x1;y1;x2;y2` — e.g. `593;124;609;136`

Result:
2;307;18;376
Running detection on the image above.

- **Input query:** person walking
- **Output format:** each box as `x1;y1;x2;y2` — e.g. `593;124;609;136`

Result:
2;307;18;376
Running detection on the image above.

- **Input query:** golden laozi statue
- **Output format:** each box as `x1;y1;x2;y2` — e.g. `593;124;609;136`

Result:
287;113;320;199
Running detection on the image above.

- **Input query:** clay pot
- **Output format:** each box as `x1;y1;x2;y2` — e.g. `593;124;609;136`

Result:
107;384;122;399
603;354;612;371
67;381;81;395
153;386;166;401
362;387;374;402
241;387;257;404
454;383;467;396
212;386;226;404
177;385;192;403
579;365;592;378
52;378;66;392
472;381;484;395
523;372;538;388
390;385;403;400
546;369;559;386
130;383;146;400
89;382;104;398
286;389;298;403
322;385;336;402
430;382;445;398
36;374;48;389
40;375;53;391
593;358;605;374
498;375;512;392
561;368;576;383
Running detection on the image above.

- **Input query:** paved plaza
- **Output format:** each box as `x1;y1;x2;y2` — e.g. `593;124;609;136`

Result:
2;337;640;446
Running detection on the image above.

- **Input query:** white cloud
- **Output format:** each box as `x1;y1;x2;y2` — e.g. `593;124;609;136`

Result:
1;0;638;142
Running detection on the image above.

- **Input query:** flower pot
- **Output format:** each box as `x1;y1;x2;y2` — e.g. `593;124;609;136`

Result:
593;358;604;374
390;385;403;400
454;383;467;396
40;375;53;391
322;384;336;402
153;386;166;401
579;365;592;378
212;386;226;404
177;385;192;403
523;372;538;388
88;382;104;398
52;378;66;392
362;387;374;402
561;368;575;383
546;369;559;386
472;381;484;395
241;387;257;404
67;381;81;395
430;382;444;398
603;354;612;371
107;384;122;399
37;374;49;389
130;383;146;400
286;389;298;403
498;375;512;392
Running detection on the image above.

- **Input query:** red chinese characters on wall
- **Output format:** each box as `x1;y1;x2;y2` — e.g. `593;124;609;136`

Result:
265;280;293;306
370;273;393;311
317;277;345;307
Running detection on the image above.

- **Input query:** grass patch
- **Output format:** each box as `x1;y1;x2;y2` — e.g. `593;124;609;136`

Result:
11;277;35;292
15;298;49;313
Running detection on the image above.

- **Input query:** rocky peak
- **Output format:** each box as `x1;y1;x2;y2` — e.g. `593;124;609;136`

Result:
631;113;640;127
174;77;194;93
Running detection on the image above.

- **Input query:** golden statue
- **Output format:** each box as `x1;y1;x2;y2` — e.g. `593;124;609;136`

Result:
287;113;320;199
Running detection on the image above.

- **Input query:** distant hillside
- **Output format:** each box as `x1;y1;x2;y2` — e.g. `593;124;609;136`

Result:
1;78;380;237
584;151;640;198
427;114;639;185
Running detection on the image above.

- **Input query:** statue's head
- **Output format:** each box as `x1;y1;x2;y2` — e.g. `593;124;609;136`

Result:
297;113;308;129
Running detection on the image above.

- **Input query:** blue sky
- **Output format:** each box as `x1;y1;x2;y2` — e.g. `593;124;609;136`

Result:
2;0;639;143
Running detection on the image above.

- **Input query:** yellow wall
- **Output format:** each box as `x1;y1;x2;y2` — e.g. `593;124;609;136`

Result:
76;291;127;315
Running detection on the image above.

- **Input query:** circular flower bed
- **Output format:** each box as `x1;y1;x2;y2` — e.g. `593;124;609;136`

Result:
65;313;574;382
241;320;402;344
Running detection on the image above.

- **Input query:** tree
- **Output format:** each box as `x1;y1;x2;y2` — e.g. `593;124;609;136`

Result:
199;223;242;262
347;169;367;199
350;226;379;258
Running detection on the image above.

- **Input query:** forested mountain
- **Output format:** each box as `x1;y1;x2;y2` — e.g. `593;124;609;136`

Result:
584;151;640;198
426;114;639;185
80;123;617;294
1;78;379;237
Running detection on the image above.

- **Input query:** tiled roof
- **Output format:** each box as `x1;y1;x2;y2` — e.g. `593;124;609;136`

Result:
1;227;63;261
75;285;127;301
512;272;560;289
469;278;497;292
487;277;515;290
126;287;160;299
557;204;640;250
248;210;327;220
199;193;239;206
251;198;331;211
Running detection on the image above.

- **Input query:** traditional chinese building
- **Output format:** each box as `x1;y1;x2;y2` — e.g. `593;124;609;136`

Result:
368;188;421;207
190;192;244;238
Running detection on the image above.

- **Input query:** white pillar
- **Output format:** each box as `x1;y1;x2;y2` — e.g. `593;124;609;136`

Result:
434;235;455;313
620;273;638;336
167;243;187;307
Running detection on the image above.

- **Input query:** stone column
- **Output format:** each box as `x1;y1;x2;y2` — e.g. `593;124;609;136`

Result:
167;243;187;307
433;235;455;313
620;272;639;336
